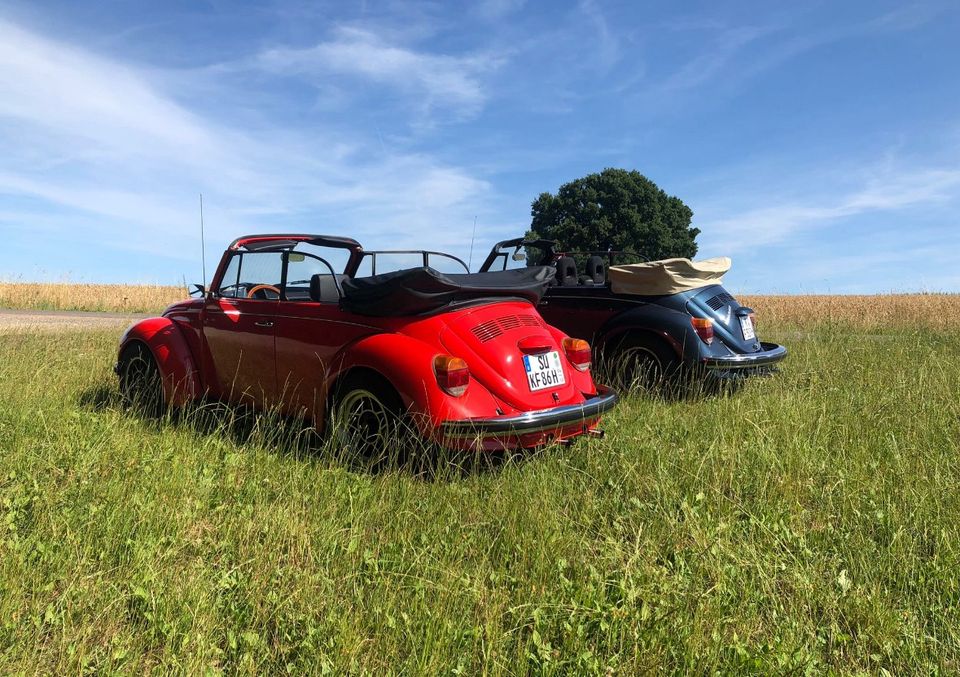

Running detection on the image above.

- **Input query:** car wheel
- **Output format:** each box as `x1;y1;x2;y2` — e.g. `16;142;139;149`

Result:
330;372;408;468
610;334;682;393
118;343;166;416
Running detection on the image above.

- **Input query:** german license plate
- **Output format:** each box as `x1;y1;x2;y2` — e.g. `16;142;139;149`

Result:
523;351;566;392
740;315;756;340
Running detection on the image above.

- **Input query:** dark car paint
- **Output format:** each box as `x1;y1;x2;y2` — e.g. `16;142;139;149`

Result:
479;239;786;380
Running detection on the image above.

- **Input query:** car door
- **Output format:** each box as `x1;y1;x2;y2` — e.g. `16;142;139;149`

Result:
202;250;281;406
274;252;378;422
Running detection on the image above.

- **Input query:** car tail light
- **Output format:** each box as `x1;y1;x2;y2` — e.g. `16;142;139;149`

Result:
748;312;757;330
434;355;469;397
562;337;592;371
691;317;714;344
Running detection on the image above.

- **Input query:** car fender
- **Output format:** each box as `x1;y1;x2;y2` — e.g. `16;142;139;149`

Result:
327;333;503;432
542;324;600;395
119;317;201;406
595;305;703;364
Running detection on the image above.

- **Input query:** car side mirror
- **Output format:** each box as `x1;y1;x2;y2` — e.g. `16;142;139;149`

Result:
511;251;526;261
190;284;206;297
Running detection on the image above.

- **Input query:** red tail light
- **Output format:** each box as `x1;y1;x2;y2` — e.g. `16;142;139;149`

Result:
691;317;714;344
562;337;592;371
434;355;469;397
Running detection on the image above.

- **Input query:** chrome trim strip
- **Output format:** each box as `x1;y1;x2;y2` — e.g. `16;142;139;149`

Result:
439;385;618;437
701;342;787;370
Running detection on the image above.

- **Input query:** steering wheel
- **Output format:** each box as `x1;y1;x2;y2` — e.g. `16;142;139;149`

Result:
246;284;281;299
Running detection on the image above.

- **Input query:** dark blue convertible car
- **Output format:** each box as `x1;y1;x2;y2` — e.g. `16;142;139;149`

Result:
480;238;786;391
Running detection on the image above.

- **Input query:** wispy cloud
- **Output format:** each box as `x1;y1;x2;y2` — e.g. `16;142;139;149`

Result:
0;18;493;278
576;0;621;70
256;26;505;120
697;164;960;253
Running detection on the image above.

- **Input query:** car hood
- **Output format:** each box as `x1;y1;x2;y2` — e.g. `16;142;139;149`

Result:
436;304;584;412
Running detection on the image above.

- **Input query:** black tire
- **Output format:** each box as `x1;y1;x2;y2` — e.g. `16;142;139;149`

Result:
604;333;682;393
118;343;166;416
329;372;409;469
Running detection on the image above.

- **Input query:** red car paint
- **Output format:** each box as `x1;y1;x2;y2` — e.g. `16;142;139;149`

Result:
118;234;617;451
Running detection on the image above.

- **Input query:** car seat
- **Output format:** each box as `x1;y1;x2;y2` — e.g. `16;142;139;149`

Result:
310;274;347;303
555;256;578;286
582;256;605;285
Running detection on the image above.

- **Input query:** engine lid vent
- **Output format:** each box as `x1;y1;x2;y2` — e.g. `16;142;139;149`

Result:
471;314;542;342
706;292;735;310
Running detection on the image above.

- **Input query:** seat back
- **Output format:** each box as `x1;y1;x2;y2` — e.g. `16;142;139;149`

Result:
585;256;605;285
555;256;578;286
309;274;347;303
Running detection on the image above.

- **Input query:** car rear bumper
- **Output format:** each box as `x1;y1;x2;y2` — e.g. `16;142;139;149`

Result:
700;342;787;371
437;385;618;447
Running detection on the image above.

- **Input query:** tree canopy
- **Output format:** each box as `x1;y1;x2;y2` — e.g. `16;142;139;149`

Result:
528;168;699;261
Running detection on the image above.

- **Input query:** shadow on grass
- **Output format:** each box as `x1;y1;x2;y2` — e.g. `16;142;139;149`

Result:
77;384;532;481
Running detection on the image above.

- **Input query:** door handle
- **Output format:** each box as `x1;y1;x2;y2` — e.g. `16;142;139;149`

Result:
254;320;274;328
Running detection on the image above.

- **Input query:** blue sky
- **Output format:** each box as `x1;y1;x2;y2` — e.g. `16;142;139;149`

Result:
0;0;957;293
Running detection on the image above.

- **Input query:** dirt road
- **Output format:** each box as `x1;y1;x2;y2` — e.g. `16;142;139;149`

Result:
0;308;148;333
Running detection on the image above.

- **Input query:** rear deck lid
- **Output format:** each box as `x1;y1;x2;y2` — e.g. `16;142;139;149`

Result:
687;285;760;353
438;304;581;412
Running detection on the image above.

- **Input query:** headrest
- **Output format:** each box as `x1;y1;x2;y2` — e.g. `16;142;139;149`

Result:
585;255;605;284
555;256;578;286
309;274;323;302
310;274;343;303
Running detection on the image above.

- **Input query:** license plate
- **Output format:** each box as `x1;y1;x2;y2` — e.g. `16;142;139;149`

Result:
740;315;756;340
523;351;566;392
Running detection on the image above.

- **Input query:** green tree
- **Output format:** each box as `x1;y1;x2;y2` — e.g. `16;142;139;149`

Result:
528;168;699;261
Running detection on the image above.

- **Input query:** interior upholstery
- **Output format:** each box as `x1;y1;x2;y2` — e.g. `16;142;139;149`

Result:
555;256;578;286
309;274;349;303
584;256;605;285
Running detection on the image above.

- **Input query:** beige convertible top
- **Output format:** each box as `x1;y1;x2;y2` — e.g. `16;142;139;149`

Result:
608;257;731;295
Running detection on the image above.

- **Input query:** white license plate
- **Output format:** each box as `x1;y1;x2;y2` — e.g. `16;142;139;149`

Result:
740;316;756;340
523;351;566;392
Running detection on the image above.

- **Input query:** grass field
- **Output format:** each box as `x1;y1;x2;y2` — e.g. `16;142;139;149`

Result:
1;302;959;672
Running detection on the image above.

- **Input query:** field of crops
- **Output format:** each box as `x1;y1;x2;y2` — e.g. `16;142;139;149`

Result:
1;295;959;672
0;283;188;314
3;282;960;330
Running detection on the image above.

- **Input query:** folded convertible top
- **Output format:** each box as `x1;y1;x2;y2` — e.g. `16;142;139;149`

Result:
341;266;556;316
608;257;732;296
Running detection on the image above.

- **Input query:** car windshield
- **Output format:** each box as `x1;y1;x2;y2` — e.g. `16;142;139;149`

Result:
355;251;469;277
487;243;552;271
292;242;352;273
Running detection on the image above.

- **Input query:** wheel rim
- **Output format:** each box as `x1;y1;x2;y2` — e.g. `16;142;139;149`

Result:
333;388;393;460
622;345;663;388
121;350;163;413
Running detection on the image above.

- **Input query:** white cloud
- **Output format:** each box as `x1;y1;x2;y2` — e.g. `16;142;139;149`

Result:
0;18;494;277
257;27;503;119
698;165;960;253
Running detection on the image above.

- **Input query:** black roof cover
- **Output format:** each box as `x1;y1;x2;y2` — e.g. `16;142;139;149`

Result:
341;266;556;316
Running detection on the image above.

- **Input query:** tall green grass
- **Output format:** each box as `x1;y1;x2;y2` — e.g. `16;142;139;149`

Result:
1;325;958;673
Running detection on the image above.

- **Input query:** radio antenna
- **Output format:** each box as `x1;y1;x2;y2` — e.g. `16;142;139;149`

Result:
199;193;207;292
467;215;478;271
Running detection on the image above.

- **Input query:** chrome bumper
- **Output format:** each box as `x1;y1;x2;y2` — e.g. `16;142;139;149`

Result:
701;342;787;370
438;385;618;438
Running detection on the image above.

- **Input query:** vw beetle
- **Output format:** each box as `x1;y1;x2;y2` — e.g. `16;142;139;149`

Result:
116;234;617;453
480;238;786;389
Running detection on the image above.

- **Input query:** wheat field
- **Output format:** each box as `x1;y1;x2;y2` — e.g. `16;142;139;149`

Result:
0;282;188;314
2;283;958;330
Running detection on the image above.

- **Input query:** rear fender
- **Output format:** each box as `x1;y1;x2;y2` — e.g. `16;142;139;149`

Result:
327;333;501;433
542;324;601;395
596;305;702;363
119;317;201;406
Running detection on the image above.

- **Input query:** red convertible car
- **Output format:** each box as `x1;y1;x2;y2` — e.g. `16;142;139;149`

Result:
115;234;617;454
